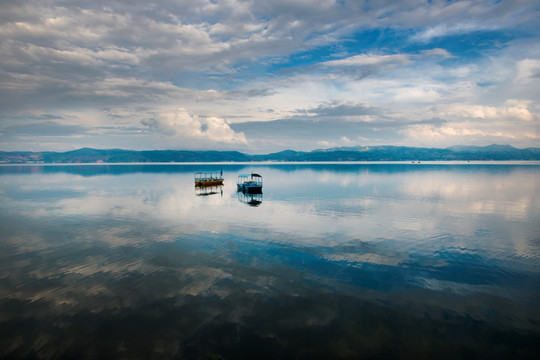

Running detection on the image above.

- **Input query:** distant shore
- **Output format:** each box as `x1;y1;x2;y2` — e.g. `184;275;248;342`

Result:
1;144;540;164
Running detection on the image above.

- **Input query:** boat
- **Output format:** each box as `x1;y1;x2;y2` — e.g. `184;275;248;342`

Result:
195;171;223;187
237;173;262;193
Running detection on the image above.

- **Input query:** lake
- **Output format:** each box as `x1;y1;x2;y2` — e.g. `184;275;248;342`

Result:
0;163;539;359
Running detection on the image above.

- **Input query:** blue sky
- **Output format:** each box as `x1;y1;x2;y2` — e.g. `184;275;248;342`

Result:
0;0;539;153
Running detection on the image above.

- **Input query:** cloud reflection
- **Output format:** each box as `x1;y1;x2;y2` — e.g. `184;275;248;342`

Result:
1;164;539;358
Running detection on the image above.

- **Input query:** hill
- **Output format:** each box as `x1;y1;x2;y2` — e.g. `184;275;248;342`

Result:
251;145;540;162
1;145;539;164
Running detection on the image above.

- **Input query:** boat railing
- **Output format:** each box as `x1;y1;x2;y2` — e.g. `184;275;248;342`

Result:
237;173;262;185
195;172;223;181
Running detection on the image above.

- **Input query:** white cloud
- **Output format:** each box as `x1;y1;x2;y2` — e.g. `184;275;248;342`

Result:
411;22;485;43
390;86;442;103
323;54;410;67
147;107;247;146
317;136;353;149
436;100;534;122
401;117;539;147
516;58;540;82
421;48;454;58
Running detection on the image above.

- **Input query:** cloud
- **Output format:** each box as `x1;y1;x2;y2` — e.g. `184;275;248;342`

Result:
435;100;534;122
400;122;534;147
317;136;353;149
0;0;539;151
320;54;411;80
296;101;375;120
229;99;423;152
323;54;410;67
1;121;91;137
143;107;247;146
516;59;540;82
400;106;539;147
411;23;485;43
420;48;454;58
407;0;540;43
6;0;525;91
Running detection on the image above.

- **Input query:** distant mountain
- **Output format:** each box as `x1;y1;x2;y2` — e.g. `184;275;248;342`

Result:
445;144;540;160
0;148;251;164
1;145;539;164
253;145;540;161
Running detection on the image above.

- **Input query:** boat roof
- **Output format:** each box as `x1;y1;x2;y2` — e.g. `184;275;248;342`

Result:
238;173;262;178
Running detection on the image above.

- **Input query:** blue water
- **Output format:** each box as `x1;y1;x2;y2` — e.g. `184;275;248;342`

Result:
0;163;539;359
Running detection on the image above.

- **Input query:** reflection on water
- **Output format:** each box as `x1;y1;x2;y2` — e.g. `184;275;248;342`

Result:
0;163;539;359
195;185;224;197
237;190;263;207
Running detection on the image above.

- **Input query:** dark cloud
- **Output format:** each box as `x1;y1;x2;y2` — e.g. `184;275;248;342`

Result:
230;102;451;151
0;121;145;139
140;118;159;131
230;117;408;151
225;87;277;99
233;118;374;138
304;101;376;117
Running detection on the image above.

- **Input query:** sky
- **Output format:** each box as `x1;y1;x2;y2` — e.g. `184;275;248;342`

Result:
0;0;539;154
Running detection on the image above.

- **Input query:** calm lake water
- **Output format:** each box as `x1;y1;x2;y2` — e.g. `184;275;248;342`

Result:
1;163;539;359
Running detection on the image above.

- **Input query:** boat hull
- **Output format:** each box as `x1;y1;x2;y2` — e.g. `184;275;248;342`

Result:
195;179;223;187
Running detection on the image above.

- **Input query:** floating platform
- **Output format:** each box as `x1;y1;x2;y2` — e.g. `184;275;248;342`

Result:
195;172;224;187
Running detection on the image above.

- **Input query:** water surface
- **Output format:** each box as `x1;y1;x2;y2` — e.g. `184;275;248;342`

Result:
0;163;539;359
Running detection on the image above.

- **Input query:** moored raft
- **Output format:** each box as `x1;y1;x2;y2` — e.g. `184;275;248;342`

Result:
195;171;224;187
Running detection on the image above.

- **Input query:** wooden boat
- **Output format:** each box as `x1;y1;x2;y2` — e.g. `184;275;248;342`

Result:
195;171;223;187
237;173;262;193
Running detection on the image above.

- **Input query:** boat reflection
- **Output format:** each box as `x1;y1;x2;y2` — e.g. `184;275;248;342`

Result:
237;190;263;207
195;185;223;197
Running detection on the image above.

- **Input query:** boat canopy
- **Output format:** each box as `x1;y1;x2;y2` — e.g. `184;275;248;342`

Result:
237;172;263;192
195;171;222;180
238;173;262;179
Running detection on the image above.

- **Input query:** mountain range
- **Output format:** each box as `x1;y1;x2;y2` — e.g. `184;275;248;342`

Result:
1;145;539;164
